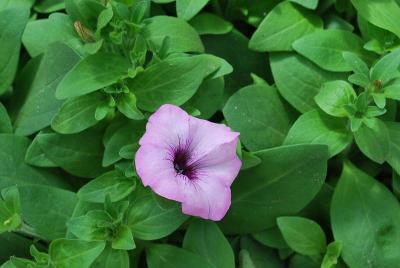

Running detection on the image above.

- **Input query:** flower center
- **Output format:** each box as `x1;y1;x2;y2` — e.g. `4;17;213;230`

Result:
169;140;198;180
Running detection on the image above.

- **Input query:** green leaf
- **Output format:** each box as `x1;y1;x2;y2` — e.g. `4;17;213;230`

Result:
183;220;234;268
91;247;129;268
142;15;204;53
56;53;130;99
220;144;328;234
189;13;232;35
370;48;400;84
284;110;352;157
0;7;29;95
385;121;400;175
288;255;319;268
50;239;105;268
103;118;144;167
146;244;214;268
289;0;318;9
34;0;64;13
30;245;49;265
36;128;108;178
117;92;144;120
13;43;80;135
131;54;222;112
315;80;356;117
223;83;290;151
342;52;370;76
239;236;283;268
270;53;346;113
112;225;135;250
19;185;77;240
65;0;105;29
0;187;22;234
0;103;12;134
293;29;374;72
331;162;400;268
249;1;322;52
0;134;69;190
321;241;342;268
0;232;33;264
241;151;262;170
252;226;288;249
354;118;390;164
52;92;107;134
277;216;326;256
176;0;209;21
384;79;400;100
351;0;400;38
78;171;135;203
202;30;268;98
25;131;58;168
67;210;112;241
127;192;188;240
183;77;224;119
22;13;83;57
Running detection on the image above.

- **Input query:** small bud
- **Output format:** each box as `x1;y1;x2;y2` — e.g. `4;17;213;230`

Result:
74;21;94;42
373;79;382;91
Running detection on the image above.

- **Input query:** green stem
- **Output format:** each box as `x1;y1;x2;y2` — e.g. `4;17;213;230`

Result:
15;222;48;242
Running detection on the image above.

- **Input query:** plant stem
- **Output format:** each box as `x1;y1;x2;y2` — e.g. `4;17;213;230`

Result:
16;222;48;242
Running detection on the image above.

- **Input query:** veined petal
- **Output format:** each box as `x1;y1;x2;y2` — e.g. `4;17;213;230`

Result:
181;179;231;221
135;144;184;202
188;117;239;161
139;104;190;148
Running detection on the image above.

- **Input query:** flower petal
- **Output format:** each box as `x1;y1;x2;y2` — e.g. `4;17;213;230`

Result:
139;104;190;148
188;117;239;161
181;179;231;221
135;144;184;202
196;139;242;187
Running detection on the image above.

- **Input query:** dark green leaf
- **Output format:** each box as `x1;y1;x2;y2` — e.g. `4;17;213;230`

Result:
50;239;105;268
351;0;400;38
220;144;328;233
239;236;283;268
131;54;222;111
56;53;130;99
284;110;352;157
36;128;108;178
293;29;374;72
0;103;12;134
0;134;69;190
385;121;400;175
354;118;390;164
176;0;209;21
13;43;80;135
190;13;232;35
223;83;290;151
146;244;213;268
0;7;29;95
142;15;204;53
183;220;234;268
52;92;107;134
249;1;322;52
331;162;400;268
277;216;326;256
127;192;188;240
78;171;135;203
270;53;346;113
19;185;77;240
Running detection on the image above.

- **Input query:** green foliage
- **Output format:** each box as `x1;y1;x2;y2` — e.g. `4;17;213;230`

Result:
1;0;400;267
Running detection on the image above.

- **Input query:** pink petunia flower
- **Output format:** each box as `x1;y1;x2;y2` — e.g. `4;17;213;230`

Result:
135;104;242;221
